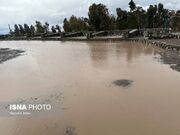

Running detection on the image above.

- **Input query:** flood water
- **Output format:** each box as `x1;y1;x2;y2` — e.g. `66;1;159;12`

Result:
0;41;180;135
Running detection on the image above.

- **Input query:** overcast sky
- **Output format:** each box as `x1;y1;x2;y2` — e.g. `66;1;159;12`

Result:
0;0;179;34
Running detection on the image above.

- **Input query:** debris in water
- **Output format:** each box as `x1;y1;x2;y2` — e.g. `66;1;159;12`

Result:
113;79;133;87
65;127;76;135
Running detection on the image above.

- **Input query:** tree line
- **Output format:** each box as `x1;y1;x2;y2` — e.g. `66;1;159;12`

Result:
13;21;61;37
63;0;179;32
12;0;180;36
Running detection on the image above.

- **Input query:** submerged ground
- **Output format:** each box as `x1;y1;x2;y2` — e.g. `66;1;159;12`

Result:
0;41;180;135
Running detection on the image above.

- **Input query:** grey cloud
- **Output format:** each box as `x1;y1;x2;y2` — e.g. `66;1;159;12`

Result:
0;0;179;34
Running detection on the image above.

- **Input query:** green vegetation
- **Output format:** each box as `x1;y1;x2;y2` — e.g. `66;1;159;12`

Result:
63;16;88;32
88;3;111;31
11;0;180;36
12;21;61;37
170;11;180;31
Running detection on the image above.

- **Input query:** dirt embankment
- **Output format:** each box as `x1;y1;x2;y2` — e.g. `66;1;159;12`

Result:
159;50;180;72
141;38;180;72
0;48;25;64
156;39;180;46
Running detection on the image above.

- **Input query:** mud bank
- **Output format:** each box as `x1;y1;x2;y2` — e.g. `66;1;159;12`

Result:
159;50;180;72
127;38;180;72
0;48;25;64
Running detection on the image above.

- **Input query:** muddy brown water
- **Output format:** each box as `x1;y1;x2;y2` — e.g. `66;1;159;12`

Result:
0;41;180;135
